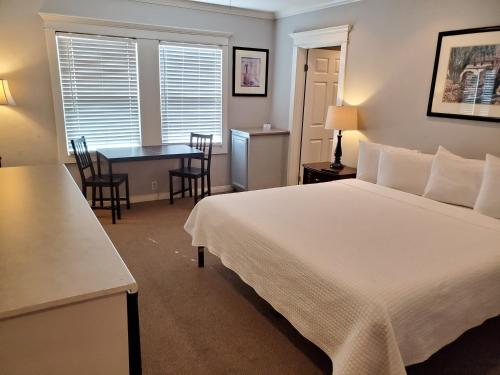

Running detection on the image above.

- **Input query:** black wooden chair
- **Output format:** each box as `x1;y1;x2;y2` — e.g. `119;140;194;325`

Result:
169;133;213;205
71;136;130;224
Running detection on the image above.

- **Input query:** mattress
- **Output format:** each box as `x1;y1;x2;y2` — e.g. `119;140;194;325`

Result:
184;179;500;375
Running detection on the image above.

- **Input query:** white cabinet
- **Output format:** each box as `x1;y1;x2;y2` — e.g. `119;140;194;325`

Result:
231;128;289;191
0;165;138;375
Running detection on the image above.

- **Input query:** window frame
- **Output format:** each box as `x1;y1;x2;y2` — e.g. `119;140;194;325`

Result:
55;32;143;152
158;42;225;147
42;13;231;163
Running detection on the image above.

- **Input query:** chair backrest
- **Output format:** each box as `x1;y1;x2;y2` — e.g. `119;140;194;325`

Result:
70;136;95;183
189;133;213;172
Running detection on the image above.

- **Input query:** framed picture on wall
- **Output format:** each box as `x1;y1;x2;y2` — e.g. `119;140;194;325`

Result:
427;25;500;123
233;47;269;97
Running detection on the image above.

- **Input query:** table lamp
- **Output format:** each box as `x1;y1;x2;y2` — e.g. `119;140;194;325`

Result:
0;80;16;106
324;105;358;169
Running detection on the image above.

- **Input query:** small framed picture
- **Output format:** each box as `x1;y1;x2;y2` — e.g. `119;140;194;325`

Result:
233;47;269;97
427;26;500;123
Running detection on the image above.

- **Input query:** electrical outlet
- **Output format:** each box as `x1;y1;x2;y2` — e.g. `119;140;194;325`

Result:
151;180;158;191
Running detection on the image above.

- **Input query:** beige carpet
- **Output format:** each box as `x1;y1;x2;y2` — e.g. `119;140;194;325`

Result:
96;198;500;375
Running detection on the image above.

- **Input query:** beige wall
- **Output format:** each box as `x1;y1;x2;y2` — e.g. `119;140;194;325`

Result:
2;0;499;196
0;0;58;166
0;0;274;197
271;0;500;168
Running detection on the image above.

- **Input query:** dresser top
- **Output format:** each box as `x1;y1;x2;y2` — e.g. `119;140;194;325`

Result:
0;164;136;319
231;127;290;137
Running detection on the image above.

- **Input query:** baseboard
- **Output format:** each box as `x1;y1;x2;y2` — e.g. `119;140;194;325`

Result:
129;185;233;204
86;185;234;205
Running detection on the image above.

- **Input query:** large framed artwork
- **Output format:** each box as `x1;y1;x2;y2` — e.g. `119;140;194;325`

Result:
427;26;500;123
233;47;269;97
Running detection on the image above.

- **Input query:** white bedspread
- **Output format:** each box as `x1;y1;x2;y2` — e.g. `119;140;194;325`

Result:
184;179;500;375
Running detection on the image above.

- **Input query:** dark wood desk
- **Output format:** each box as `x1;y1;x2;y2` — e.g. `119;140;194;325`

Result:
96;145;203;163
96;145;204;223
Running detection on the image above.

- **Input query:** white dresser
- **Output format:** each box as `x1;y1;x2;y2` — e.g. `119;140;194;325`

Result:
231;128;289;191
0;165;139;375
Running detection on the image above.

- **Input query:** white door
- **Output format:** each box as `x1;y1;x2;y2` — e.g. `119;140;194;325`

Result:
299;48;340;174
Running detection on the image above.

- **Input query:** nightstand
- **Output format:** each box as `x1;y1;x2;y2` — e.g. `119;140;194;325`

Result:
303;162;357;184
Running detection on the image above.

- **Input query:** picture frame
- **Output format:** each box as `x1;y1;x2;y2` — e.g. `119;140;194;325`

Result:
232;47;269;97
427;25;500;123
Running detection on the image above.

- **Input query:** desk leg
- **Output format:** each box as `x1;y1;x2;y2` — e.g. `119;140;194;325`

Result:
181;158;185;198
116;184;121;220
125;176;130;209
97;152;104;207
109;161;116;224
201;156;205;199
127;292;142;375
194;178;198;204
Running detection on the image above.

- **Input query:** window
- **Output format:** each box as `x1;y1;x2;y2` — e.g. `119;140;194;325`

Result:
44;15;230;161
159;43;223;144
56;33;141;151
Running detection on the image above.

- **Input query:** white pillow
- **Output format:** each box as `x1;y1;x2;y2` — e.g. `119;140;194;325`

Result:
423;146;484;208
357;141;382;183
357;141;416;183
377;149;433;196
474;154;500;218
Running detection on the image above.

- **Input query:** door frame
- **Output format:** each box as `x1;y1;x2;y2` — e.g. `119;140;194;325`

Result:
286;25;351;185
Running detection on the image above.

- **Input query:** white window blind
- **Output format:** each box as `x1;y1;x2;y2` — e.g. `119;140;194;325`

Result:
159;43;223;144
56;33;141;151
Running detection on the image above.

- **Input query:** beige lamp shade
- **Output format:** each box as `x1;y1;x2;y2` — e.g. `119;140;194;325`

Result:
0;80;16;106
325;106;357;130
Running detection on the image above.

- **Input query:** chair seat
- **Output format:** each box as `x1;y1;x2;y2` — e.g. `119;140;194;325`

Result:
85;173;127;186
169;166;207;178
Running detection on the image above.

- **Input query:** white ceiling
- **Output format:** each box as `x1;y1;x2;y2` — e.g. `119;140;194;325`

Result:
136;0;362;19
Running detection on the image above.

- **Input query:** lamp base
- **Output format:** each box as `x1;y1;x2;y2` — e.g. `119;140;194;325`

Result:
330;162;344;170
331;130;344;170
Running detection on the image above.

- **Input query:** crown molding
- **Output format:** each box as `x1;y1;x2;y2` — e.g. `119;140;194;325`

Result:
39;12;233;40
277;0;362;19
130;0;362;20
40;1;361;27
131;0;275;20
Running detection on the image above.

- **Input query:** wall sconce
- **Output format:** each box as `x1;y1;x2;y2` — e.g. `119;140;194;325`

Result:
0;79;16;106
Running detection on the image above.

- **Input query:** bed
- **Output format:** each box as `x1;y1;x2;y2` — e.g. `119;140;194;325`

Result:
184;179;500;375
